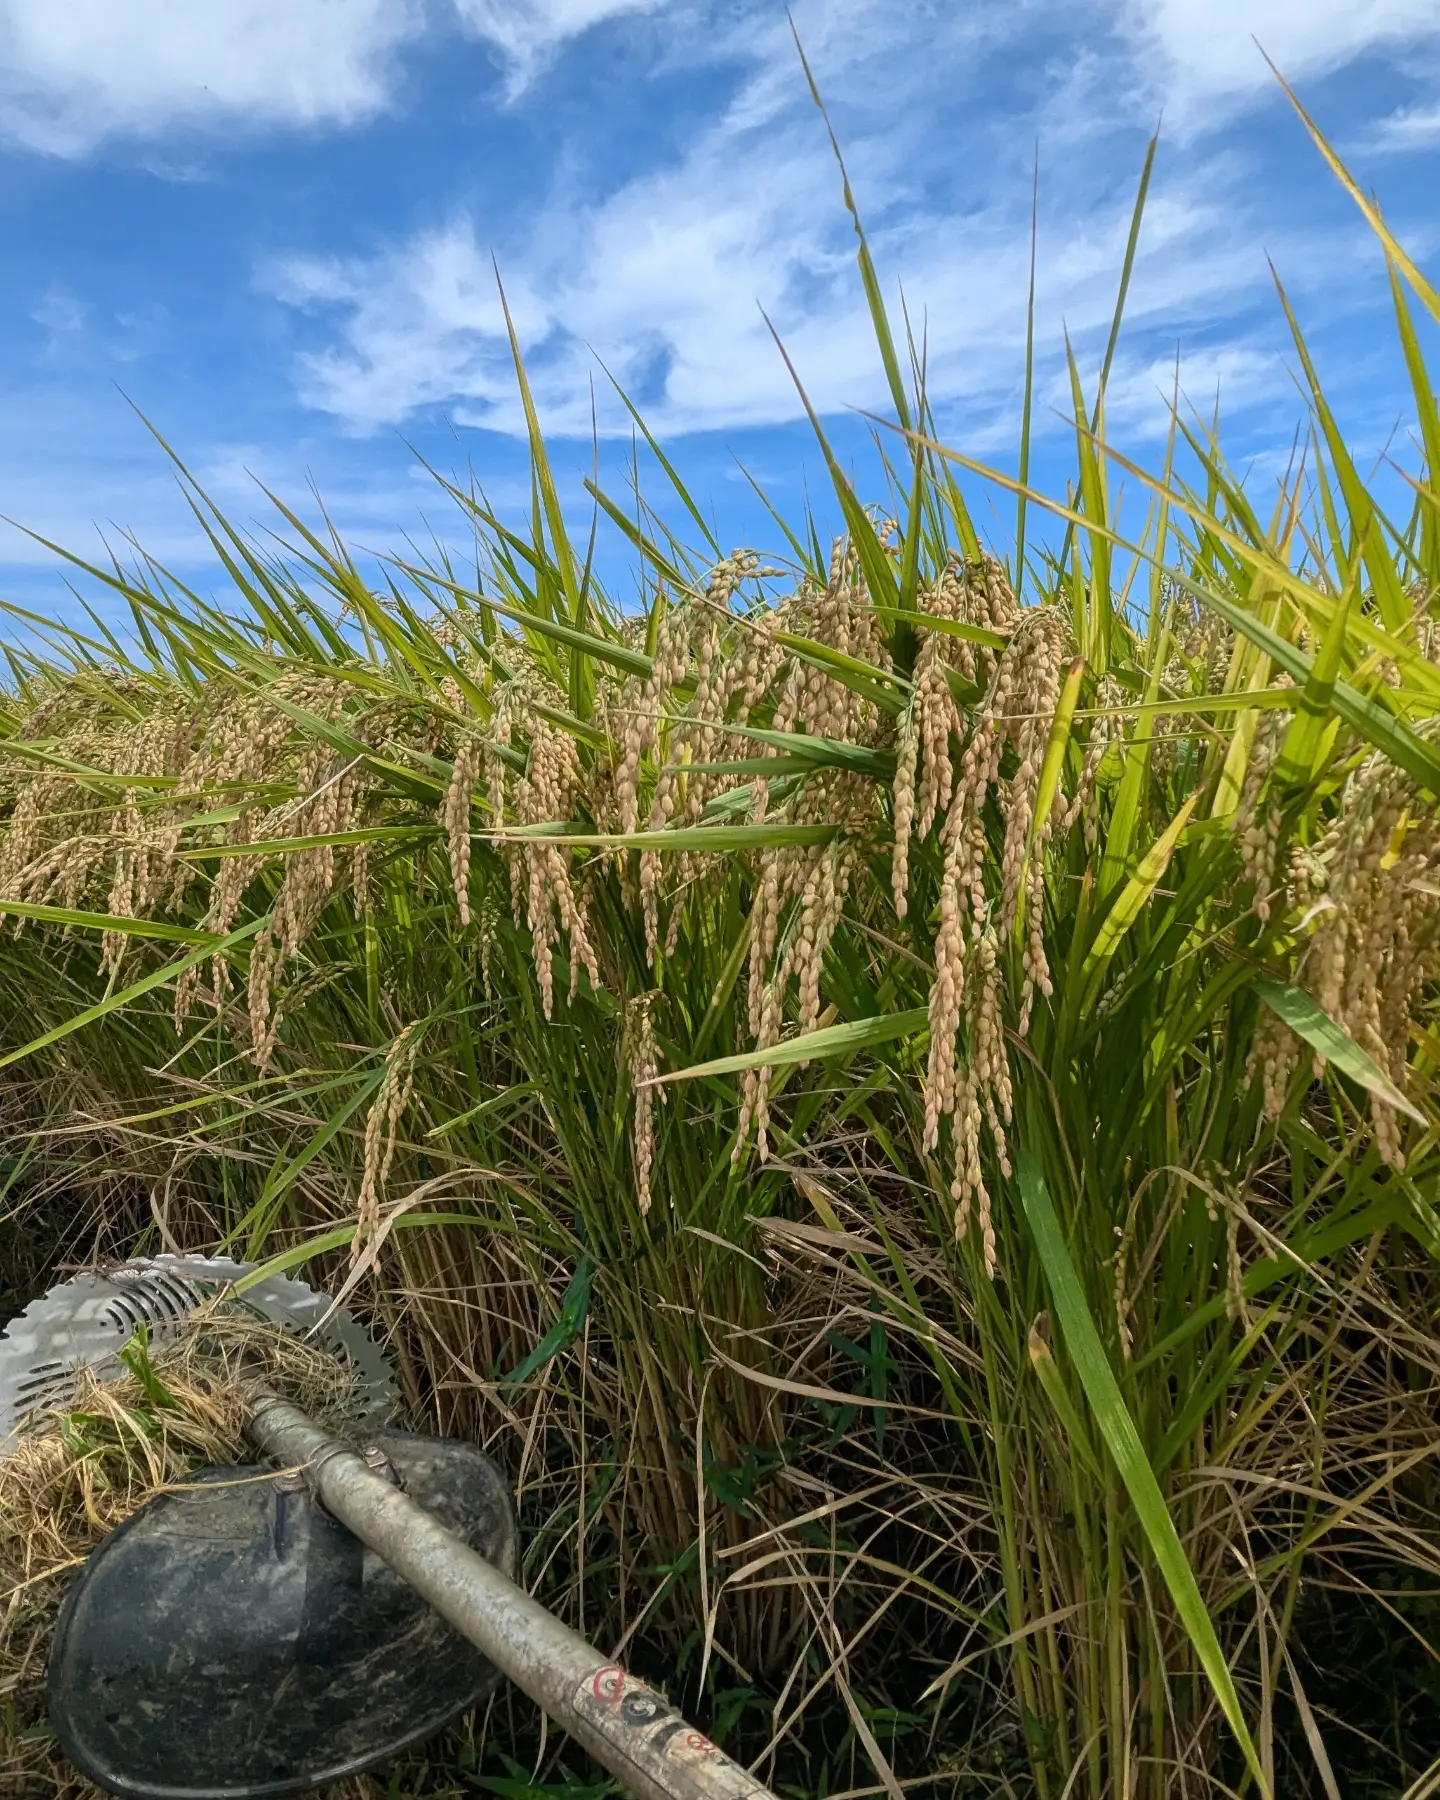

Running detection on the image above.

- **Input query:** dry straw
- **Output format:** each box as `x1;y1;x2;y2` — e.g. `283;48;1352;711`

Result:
1;1315;359;1798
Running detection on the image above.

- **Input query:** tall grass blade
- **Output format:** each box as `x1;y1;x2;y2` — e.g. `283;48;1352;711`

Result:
791;26;911;433
1096;132;1158;411
1015;152;1039;598
1266;54;1440;325
1015;1143;1269;1793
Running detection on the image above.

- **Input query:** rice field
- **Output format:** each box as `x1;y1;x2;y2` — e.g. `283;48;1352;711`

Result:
2;88;1440;1800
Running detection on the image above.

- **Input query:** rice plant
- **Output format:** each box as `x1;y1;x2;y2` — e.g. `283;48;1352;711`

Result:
2;78;1439;1799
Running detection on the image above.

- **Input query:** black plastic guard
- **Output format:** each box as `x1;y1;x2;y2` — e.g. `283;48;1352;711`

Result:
49;1432;518;1799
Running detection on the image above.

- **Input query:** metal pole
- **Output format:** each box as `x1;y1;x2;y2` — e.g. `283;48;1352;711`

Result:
245;1392;778;1800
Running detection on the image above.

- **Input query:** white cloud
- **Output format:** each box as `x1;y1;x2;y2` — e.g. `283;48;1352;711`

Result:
31;290;87;340
276;75;1318;451
12;0;1429;465
0;0;684;154
1371;102;1440;150
1121;0;1440;117
277;223;536;429
0;0;420;154
262;0;1440;447
452;0;669;85
5;0;1435;160
1096;344;1291;437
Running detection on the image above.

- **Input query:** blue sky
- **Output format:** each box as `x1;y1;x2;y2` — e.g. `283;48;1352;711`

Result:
1;0;1438;623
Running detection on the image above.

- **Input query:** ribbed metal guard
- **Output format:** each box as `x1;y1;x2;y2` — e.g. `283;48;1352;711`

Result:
0;1254;395;1449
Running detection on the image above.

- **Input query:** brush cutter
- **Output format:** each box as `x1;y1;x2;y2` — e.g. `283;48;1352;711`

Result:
0;1255;777;1800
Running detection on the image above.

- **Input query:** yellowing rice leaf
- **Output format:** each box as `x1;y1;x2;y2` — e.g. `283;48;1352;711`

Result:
1083;791;1199;977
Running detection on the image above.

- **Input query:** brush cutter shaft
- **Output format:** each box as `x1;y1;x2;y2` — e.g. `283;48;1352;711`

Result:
245;1393;777;1800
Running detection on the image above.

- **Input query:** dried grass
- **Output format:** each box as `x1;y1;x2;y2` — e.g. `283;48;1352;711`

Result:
0;1316;360;1798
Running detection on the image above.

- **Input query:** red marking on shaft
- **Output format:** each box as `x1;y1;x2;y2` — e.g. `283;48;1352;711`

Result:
592;1666;626;1704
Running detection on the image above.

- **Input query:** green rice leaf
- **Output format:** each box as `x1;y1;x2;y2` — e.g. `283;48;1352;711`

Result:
493;272;591;714
1254;978;1427;1125
1108;687;1305;722
1066;334;1112;674
900;419;1440;717
911;614;1009;651
236;1071;386;1260
582;479;690;594
762;315;902;623
771;628;908;711
393;563;651;679
232;1212;516;1293
494;820;839;852
792;27;911;435
427;1083;539;1140
1272;571;1353;787
1267;55;1440;328
181;825;439;859
118;1322;177;1411
1271;274;1409;630
1030;659;1086;852
1027;1315;1101;1476
644;1008;929;1088
1097;136;1156;410
1098;622;1170;896
1388;259;1440;584
1193;602;1440;804
0;916;267;1072
897;431;926;615
0;740;175;790
0;900;224;944
1139;1193;1409;1368
593;361;722;557
713;721;894;776
502;1258;596;1387
1015;1144;1268;1793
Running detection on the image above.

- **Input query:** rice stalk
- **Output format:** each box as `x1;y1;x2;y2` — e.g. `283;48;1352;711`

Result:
0;85;1437;1799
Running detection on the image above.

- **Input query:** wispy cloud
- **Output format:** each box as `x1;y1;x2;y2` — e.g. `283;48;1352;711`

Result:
6;0;1435;160
3;0;1435;620
271;0;1380;448
1370;102;1440;151
452;0;670;90
30;289;87;343
1118;0;1440;125
1096;343;1292;438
